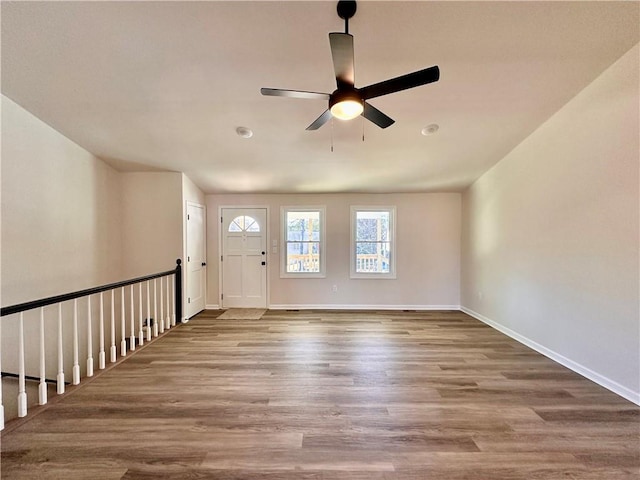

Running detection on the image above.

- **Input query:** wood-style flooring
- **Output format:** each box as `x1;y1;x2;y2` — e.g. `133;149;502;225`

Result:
1;309;638;479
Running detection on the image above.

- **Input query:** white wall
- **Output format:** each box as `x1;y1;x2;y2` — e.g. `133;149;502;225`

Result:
207;193;461;309
461;44;640;403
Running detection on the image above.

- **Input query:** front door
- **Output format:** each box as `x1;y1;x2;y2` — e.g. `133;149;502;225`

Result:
221;208;267;308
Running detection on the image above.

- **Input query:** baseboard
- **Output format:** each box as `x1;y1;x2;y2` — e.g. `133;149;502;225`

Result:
206;303;459;311
268;304;460;311
461;306;640;406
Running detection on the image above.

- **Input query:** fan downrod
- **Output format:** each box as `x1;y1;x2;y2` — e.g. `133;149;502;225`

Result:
337;0;356;34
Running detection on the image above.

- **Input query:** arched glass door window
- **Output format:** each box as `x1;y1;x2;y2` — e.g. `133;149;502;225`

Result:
228;215;261;233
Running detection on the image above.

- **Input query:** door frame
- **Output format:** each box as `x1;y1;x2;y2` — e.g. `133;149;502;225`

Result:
218;205;270;309
185;201;207;319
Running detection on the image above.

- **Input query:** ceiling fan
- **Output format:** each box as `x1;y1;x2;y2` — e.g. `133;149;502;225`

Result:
261;0;440;130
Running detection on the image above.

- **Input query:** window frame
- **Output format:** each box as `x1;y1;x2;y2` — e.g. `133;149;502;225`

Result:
280;206;326;278
350;205;396;279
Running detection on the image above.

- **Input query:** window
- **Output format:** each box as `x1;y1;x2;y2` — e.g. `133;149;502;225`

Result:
351;206;396;278
281;207;326;277
228;215;260;232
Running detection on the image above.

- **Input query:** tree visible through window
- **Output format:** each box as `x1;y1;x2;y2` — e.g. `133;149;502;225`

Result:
281;207;325;277
351;207;395;278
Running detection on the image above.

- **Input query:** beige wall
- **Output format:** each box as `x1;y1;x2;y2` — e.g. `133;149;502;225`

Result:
461;44;640;403
120;172;184;278
207;193;461;309
1;95;123;304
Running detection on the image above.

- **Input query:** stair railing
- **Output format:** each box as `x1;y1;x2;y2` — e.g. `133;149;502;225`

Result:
0;259;183;430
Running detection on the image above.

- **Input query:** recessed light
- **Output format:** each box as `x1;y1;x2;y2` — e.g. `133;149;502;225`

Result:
421;124;439;136
236;126;253;138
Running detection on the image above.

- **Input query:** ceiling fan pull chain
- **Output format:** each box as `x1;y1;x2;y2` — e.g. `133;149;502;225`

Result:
362;114;365;142
331;117;334;152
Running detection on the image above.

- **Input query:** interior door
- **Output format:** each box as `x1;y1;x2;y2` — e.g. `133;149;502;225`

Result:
221;208;267;308
186;202;206;318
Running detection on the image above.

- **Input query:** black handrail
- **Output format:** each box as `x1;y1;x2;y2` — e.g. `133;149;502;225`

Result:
1;259;183;321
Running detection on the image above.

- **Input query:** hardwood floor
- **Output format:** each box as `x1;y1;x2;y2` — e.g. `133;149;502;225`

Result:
1;310;638;479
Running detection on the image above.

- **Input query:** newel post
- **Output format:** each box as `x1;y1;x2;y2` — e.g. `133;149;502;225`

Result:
175;259;183;323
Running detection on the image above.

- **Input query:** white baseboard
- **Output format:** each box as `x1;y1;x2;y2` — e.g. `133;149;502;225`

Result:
206;303;459;311
268;304;460;311
461;306;640;406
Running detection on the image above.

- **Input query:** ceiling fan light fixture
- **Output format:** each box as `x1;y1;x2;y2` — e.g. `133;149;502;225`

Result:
329;91;363;120
331;99;363;120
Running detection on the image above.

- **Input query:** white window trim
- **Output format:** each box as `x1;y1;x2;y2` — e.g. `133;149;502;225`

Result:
280;206;326;278
350;205;396;279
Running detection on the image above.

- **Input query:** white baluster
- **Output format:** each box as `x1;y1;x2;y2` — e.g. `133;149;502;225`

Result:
17;312;27;417
130;285;136;351
72;299;80;385
159;277;165;334
120;288;127;356
146;281;151;341
57;303;65;394
165;276;171;329
39;307;47;405
172;274;176;327
86;296;94;377
99;292;105;370
153;279;159;337
138;283;144;346
110;290;116;363
0;310;4;429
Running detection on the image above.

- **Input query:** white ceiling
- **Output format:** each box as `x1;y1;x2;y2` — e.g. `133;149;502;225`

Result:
2;1;638;194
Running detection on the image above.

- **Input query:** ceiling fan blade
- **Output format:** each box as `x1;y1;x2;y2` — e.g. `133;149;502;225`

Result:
329;33;355;88
362;102;395;129
360;65;440;100
261;88;330;100
306;109;333;131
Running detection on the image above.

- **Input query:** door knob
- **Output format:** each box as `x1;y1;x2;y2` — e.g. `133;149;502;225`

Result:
262;251;266;255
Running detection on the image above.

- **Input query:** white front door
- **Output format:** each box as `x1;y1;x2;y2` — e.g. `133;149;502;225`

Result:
221;208;267;308
186;202;206;318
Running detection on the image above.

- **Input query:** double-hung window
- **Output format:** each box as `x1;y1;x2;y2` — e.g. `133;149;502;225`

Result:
281;206;326;278
350;206;396;279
